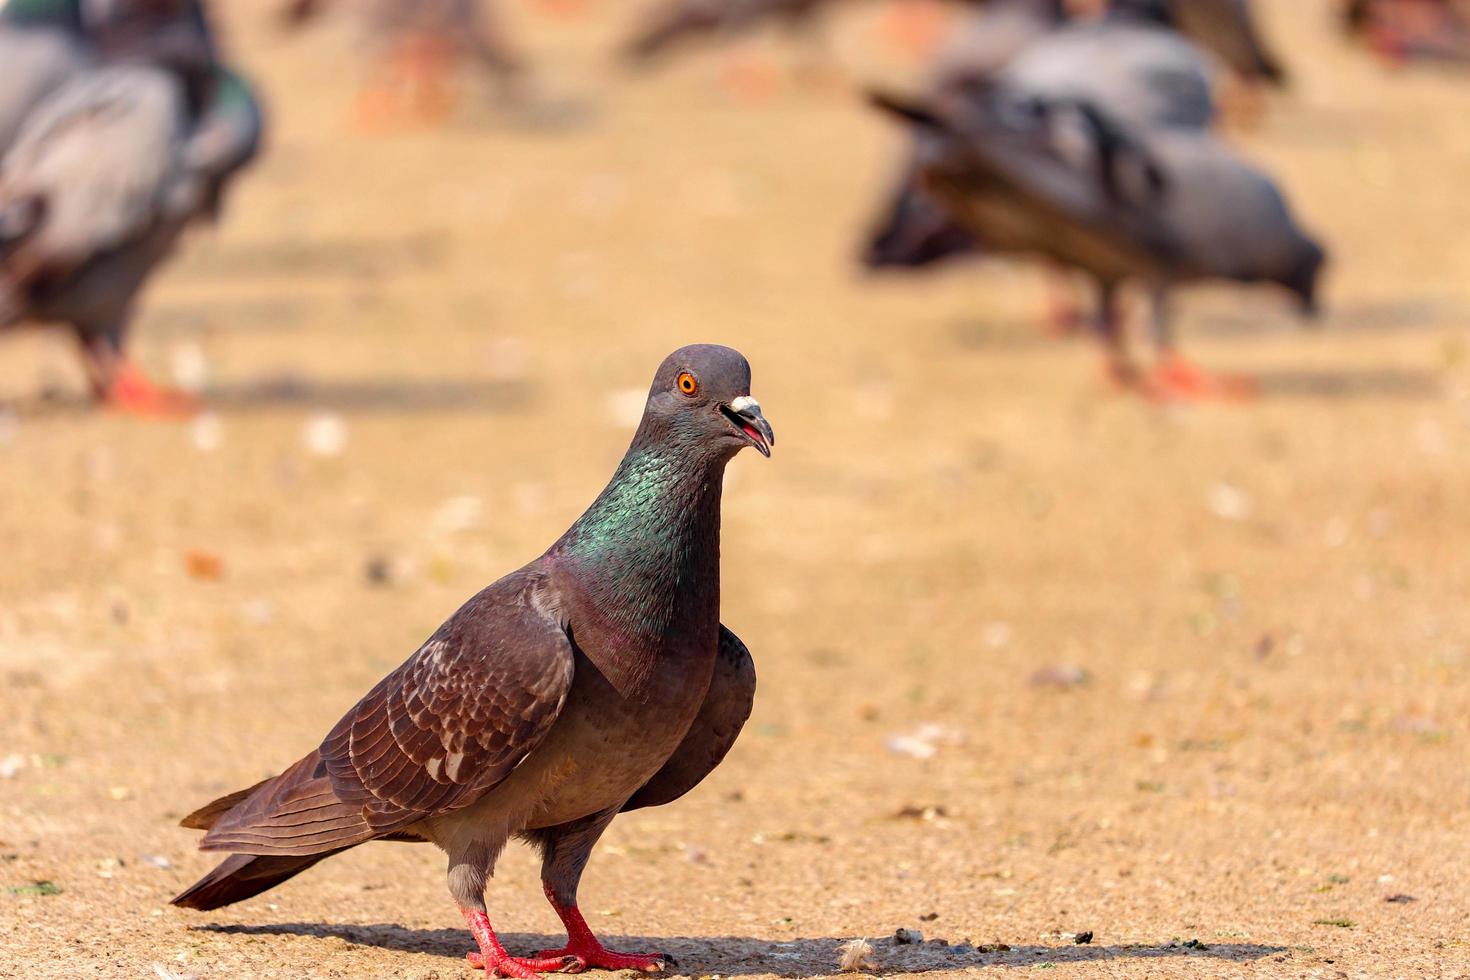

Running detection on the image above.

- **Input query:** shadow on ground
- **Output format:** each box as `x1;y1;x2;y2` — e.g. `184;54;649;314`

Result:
2;376;535;417
204;375;536;413
197;923;1285;976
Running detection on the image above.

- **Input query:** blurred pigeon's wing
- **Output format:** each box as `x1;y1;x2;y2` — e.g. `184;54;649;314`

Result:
0;26;88;154
1;65;184;269
318;569;575;829
623;625;755;811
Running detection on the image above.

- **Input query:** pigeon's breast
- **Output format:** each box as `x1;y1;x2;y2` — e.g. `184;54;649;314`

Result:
517;637;718;829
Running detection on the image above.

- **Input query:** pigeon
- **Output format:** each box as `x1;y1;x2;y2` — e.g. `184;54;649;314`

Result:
0;58;262;413
862;0;1285;336
173;345;774;978
621;0;831;65
868;86;1324;398
279;0;531;124
1343;0;1470;67
1156;0;1287;86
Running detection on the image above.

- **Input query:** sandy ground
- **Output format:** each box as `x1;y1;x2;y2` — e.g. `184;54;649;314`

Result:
2;1;1469;977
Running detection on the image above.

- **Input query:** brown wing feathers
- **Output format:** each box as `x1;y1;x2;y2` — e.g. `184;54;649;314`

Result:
174;575;575;907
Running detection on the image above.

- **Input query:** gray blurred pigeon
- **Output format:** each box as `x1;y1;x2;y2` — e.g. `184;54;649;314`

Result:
868;86;1324;398
0;62;262;412
863;0;1215;287
172;345;773;978
862;0;1291;336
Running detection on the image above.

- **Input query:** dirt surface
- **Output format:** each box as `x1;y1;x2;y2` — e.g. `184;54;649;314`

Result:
2;1;1469;977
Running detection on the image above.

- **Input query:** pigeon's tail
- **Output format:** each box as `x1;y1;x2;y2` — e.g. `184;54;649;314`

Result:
170;851;332;911
179;778;273;831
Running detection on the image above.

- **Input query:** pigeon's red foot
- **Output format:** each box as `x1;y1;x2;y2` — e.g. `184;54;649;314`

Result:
533;942;667;974
1148;356;1258;403
105;363;199;418
465;951;585;977
462;909;584;978
537;900;670;973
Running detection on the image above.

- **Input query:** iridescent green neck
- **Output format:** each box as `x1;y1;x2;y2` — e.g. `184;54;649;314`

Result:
558;444;725;569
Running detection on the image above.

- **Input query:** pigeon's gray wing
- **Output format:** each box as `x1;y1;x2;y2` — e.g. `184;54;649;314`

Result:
318;570;576;829
623;624;755;811
1002;23;1215;131
196;569;575;856
0;26;88;155
0;64;185;270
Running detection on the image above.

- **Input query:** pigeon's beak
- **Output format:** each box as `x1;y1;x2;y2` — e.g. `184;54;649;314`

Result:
720;395;774;458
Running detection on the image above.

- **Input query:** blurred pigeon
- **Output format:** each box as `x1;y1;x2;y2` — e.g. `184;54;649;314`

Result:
1156;0;1287;85
280;0;532;124
861;0;1290;334
863;0;1215;295
621;0;831;64
868;86;1324;398
0;61;262;413
172;345;773;978
1342;0;1470;66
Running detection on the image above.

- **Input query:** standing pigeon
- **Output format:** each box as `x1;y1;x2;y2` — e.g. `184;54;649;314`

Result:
173;345;774;978
868;87;1324;398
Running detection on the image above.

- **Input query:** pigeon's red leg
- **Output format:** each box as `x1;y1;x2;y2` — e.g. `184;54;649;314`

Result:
460;907;584;978
535;885;669;973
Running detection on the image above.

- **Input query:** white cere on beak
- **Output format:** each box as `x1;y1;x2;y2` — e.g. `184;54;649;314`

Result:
730;395;761;415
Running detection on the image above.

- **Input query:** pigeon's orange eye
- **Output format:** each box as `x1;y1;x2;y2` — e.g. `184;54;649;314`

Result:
677;372;698;396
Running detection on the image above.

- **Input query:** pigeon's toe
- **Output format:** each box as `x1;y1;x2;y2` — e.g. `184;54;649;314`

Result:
467;951;585;977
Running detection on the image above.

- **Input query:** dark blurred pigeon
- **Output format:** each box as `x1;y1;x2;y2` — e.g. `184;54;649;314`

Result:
172;345;773;978
621;0;830;65
868;86;1324;398
1342;0;1470;66
0;61;262;412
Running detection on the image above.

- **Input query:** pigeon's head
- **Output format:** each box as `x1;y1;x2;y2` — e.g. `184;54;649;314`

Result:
640;345;774;459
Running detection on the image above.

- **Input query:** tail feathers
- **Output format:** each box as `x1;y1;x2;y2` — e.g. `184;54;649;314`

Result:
180;776;274;831
171;852;332;911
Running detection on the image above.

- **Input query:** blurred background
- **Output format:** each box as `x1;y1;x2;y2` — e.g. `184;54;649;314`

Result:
1;1;1468;977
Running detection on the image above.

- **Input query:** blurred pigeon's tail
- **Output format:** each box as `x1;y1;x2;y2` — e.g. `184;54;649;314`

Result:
171;852;331;911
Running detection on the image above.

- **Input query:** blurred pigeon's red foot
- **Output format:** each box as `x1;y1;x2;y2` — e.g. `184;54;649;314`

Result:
537;888;669;973
105;362;198;418
462;908;585;978
1148;356;1258;402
